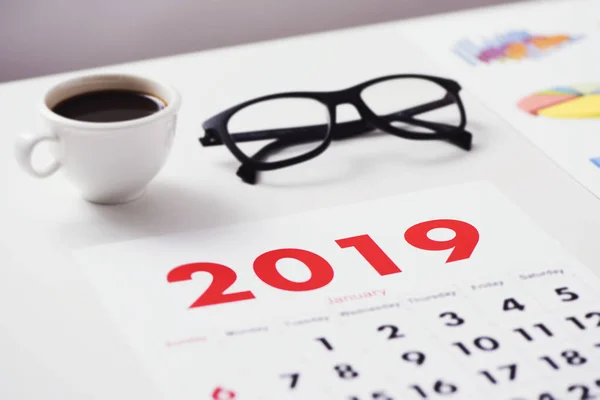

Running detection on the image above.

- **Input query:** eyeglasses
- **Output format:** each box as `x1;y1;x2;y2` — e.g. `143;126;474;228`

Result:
199;74;472;184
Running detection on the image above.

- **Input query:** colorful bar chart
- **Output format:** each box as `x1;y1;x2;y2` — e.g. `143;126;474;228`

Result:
453;31;583;66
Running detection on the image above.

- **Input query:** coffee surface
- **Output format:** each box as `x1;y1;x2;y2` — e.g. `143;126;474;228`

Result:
52;90;165;122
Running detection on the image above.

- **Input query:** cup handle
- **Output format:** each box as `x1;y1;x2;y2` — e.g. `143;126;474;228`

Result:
15;132;62;178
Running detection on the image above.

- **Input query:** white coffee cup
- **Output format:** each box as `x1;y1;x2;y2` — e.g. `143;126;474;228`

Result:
15;73;181;204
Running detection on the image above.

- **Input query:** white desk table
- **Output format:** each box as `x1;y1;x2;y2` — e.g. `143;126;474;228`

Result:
2;3;600;398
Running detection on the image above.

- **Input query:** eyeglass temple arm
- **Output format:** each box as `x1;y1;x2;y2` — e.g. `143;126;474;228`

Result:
236;123;376;184
236;127;373;184
200;95;457;146
236;137;311;184
201;119;366;147
396;94;456;118
386;116;472;150
371;94;471;150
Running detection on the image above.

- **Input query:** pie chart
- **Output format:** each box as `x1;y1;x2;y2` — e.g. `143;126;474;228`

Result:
517;83;600;119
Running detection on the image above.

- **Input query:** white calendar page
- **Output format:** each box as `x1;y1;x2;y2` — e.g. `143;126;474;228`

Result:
73;182;600;400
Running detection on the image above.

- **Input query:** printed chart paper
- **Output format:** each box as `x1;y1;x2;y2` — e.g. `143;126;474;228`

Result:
399;0;600;200
74;182;600;399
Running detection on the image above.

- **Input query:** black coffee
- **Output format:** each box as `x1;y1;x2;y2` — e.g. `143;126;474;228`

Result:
52;90;166;122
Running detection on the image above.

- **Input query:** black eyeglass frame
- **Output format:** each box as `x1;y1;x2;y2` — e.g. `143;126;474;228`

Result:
200;74;471;179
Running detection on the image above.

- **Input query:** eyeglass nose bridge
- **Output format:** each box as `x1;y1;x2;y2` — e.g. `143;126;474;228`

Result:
327;85;374;112
330;93;378;124
327;86;363;104
332;101;366;123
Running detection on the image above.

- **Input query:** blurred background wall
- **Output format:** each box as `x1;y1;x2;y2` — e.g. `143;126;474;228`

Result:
0;0;523;82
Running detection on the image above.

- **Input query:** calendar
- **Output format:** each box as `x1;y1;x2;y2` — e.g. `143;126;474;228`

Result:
73;182;600;400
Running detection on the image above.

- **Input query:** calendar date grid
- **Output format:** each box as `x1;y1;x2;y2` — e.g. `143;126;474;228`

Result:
204;266;600;400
